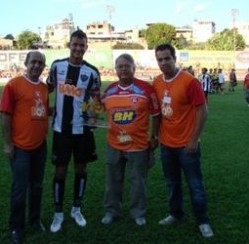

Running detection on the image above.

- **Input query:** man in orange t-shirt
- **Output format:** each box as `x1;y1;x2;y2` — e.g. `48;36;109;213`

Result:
101;53;160;226
1;51;48;244
153;44;214;238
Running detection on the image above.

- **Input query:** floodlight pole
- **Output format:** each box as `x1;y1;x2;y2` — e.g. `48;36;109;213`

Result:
106;5;115;46
231;8;239;68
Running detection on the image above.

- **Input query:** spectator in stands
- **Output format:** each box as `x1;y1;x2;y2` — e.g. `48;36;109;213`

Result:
210;68;219;93
229;68;237;92
217;68;225;94
187;65;195;76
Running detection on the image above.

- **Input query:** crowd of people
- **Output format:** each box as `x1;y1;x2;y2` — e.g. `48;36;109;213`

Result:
183;65;247;100
1;29;249;244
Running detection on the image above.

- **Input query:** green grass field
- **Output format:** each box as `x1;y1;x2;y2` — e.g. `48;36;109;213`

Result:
1;82;249;244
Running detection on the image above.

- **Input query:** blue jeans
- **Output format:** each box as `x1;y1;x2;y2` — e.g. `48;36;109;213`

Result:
9;141;47;231
160;144;209;224
245;90;249;104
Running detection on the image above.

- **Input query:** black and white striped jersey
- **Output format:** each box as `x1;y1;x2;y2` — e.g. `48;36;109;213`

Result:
47;58;101;134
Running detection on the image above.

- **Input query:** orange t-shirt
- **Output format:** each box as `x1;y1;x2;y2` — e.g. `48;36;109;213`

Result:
103;78;160;151
0;75;49;150
244;73;249;89
153;70;206;148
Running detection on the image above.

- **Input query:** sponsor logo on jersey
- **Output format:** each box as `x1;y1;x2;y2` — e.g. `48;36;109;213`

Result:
119;91;129;95
58;84;84;97
112;110;136;124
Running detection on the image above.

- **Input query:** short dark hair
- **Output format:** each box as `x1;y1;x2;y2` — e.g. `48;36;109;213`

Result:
155;43;176;59
70;29;87;42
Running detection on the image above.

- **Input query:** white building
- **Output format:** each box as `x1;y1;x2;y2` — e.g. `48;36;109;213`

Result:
44;18;75;49
85;21;126;42
175;26;193;41
235;22;249;45
192;20;215;42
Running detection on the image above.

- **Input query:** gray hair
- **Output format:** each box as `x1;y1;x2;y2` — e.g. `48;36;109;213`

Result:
115;53;135;66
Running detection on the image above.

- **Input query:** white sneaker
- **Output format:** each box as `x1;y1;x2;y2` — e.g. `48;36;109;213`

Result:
159;215;177;225
50;212;64;233
135;217;146;226
199;224;214;238
71;207;87;227
101;213;115;225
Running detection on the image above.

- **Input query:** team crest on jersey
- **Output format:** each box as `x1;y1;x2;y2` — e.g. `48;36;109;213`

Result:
113;110;136;125
80;74;89;82
130;96;138;104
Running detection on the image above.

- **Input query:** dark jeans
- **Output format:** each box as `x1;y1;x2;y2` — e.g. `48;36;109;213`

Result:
160;144;209;224
9;141;47;231
245;90;249;104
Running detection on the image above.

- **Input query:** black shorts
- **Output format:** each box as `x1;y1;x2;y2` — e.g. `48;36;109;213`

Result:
52;128;97;166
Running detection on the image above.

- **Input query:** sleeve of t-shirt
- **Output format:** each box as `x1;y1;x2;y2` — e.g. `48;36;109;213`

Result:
90;69;101;92
0;83;15;114
186;78;206;106
148;85;160;116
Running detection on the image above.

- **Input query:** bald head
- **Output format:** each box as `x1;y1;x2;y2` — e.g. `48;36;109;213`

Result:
24;51;46;67
24;51;46;82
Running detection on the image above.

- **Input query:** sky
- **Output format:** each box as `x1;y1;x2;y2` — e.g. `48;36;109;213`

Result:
1;0;249;37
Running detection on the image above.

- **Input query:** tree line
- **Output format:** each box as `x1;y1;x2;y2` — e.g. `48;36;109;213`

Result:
2;23;246;51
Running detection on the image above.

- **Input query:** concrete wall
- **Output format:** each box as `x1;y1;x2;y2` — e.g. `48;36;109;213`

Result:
0;49;249;80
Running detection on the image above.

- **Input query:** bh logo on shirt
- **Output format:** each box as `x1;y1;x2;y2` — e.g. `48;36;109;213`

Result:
113;110;136;125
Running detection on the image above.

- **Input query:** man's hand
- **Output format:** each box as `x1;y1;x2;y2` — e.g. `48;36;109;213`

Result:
3;143;14;159
150;135;159;151
184;139;198;155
